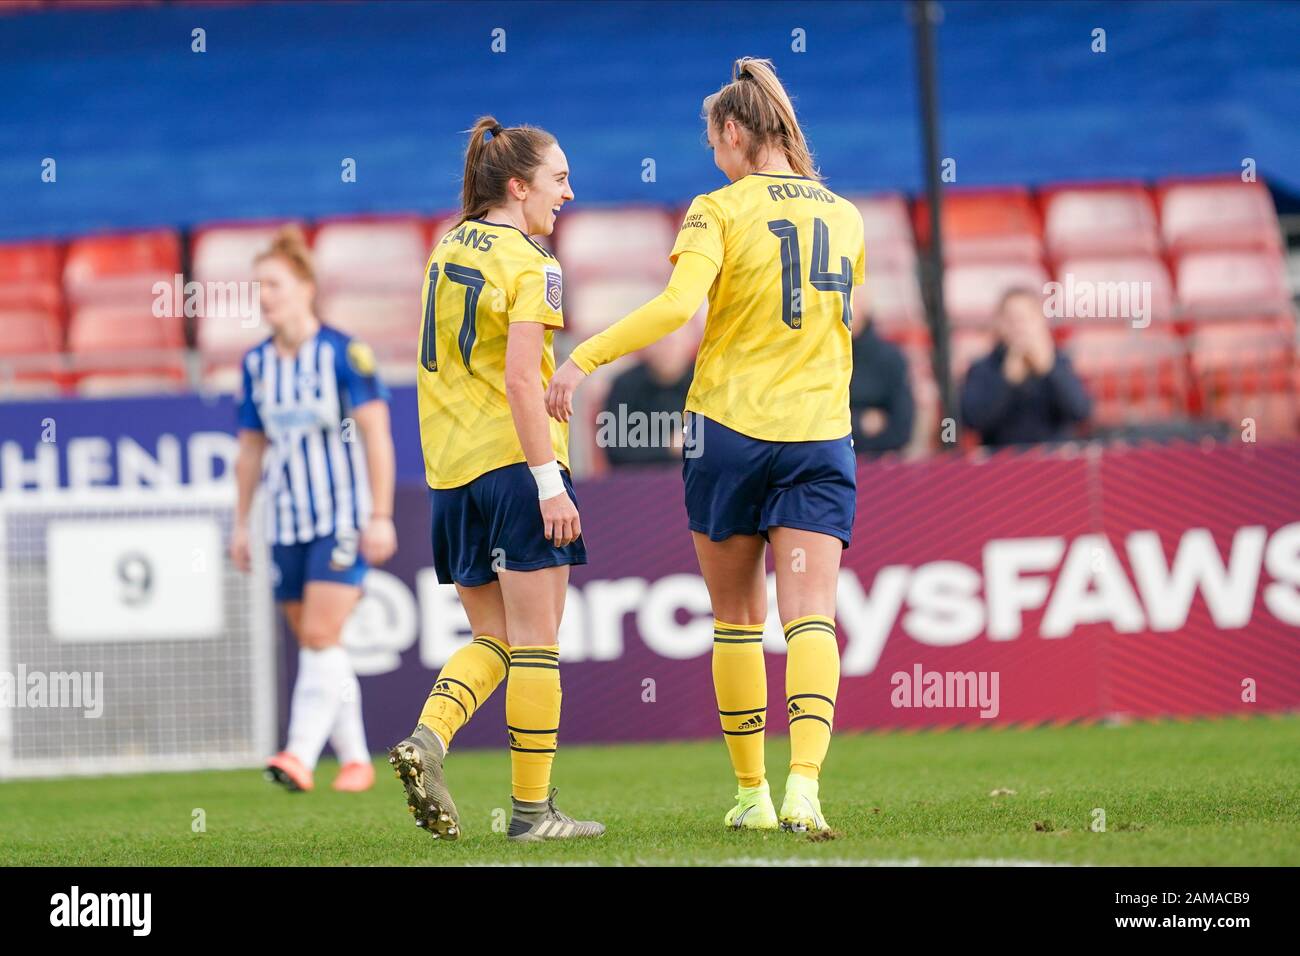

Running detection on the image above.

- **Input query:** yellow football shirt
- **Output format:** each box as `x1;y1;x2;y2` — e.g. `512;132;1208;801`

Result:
417;218;569;489
672;173;866;442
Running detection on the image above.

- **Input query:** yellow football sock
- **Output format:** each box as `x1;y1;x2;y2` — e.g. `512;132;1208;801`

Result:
506;645;561;802
418;634;509;748
713;619;767;789
784;615;839;780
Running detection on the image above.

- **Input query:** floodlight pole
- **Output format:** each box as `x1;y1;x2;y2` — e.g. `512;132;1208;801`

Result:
912;0;956;446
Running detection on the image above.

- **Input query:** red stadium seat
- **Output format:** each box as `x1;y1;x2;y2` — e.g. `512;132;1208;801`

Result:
943;260;1050;327
0;303;66;393
1189;320;1298;437
860;266;925;334
1174;250;1292;322
318;291;420;351
851;194;917;273
554;208;676;282
0;240;62;284
191;221;304;286
851;194;924;334
63;229;181;306
1064;326;1189;426
66;304;188;389
1190;319;1296;374
1158;178;1282;254
313;217;429;295
913;188;1043;263
68;304;184;353
1051;256;1175;327
0;240;64;312
566;277;665;339
1041;184;1160;260
0;305;62;353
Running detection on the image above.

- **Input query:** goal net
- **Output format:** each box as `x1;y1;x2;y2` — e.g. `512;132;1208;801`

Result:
0;486;276;779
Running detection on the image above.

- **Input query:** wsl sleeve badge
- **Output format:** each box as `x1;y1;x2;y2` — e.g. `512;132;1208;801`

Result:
347;339;377;376
544;266;563;312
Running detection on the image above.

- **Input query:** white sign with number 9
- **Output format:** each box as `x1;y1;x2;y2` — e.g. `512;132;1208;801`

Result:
47;518;224;642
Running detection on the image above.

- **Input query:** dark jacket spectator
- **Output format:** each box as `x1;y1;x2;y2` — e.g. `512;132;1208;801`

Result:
602;353;693;467
960;288;1091;446
850;320;914;455
961;344;1091;445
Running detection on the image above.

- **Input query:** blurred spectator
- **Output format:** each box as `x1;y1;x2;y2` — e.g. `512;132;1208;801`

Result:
601;332;694;467
960;287;1091;446
849;312;914;456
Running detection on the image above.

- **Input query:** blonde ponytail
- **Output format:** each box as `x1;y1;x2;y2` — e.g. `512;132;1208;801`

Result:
705;56;819;180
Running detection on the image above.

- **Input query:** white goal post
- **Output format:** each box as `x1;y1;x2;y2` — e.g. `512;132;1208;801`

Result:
0;485;276;779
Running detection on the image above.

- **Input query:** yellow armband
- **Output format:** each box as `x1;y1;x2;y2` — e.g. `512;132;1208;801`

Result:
568;251;718;373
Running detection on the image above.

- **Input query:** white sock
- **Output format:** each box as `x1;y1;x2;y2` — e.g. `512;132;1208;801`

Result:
285;646;348;769
328;652;370;766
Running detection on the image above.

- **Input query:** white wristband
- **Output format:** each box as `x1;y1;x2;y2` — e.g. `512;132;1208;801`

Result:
529;459;566;501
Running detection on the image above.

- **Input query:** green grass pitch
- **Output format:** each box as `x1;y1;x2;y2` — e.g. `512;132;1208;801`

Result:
3;715;1297;866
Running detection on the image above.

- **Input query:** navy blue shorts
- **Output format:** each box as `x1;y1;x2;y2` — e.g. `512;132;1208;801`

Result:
429;461;588;587
271;531;369;602
682;413;857;548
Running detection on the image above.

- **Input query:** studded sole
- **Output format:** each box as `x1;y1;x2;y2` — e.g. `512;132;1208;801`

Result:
387;743;459;841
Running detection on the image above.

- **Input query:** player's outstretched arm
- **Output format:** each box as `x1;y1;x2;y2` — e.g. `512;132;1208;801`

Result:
545;250;717;423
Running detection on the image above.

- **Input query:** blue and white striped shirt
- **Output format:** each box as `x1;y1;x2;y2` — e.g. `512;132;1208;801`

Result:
237;326;390;545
